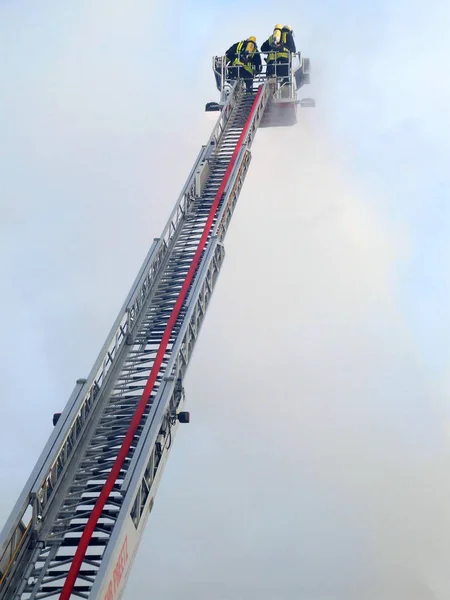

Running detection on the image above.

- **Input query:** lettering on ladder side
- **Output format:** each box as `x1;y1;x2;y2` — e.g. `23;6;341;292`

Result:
103;536;129;600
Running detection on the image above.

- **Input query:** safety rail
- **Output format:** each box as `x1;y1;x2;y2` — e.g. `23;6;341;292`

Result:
0;80;243;597
212;51;307;101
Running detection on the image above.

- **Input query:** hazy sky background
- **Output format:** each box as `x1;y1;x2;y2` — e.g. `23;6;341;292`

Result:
1;1;450;599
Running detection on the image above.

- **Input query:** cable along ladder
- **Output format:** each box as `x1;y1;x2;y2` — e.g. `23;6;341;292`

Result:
0;81;270;600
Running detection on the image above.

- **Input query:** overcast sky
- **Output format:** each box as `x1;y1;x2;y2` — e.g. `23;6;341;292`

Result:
1;1;450;599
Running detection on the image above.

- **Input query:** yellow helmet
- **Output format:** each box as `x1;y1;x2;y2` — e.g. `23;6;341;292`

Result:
248;36;256;42
274;24;282;30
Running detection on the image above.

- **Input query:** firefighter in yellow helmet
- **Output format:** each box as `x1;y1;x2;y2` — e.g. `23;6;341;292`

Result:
225;36;262;92
261;24;296;80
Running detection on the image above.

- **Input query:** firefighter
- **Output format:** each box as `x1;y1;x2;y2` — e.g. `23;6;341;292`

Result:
225;36;262;92
261;24;296;80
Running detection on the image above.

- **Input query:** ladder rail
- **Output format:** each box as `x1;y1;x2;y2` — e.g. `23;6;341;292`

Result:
59;84;266;600
0;81;270;600
0;82;243;591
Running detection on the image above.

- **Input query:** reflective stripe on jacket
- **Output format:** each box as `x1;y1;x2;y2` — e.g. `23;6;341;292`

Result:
232;41;254;75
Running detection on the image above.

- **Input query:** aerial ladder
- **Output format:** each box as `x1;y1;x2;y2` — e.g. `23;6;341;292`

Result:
0;51;313;600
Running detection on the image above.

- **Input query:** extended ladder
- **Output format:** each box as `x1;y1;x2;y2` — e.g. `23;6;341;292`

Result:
0;81;270;600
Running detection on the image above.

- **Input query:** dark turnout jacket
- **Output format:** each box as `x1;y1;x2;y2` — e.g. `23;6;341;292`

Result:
225;40;262;73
